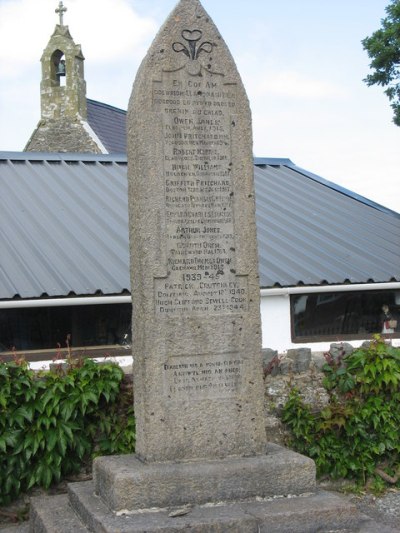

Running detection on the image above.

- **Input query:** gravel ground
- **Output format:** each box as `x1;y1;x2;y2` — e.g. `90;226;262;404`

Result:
351;490;400;531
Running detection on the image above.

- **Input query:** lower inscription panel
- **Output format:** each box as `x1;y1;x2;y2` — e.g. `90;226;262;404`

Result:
163;353;244;400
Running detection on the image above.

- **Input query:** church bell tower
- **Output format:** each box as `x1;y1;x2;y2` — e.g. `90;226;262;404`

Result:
40;1;87;121
25;2;103;153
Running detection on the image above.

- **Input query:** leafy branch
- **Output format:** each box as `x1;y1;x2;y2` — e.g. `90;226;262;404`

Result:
0;358;135;505
362;0;400;126
282;336;400;489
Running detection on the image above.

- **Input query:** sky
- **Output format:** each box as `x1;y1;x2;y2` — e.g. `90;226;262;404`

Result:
0;0;399;212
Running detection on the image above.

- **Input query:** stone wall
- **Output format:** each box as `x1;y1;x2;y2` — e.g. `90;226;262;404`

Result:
262;343;356;445
44;342;361;448
25;118;102;153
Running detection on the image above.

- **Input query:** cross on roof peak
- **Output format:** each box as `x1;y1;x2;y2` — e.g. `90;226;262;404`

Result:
56;1;67;26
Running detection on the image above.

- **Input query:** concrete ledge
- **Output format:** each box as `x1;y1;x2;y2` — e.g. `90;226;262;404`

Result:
93;444;316;511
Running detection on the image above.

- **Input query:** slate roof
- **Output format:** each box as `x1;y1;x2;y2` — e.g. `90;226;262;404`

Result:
0;152;399;300
87;100;126;153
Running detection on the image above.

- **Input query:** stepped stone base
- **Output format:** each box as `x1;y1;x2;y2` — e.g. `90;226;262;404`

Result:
30;488;384;533
93;444;315;511
28;444;393;533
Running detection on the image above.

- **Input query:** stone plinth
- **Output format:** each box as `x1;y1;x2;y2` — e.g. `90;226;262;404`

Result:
93;444;316;512
30;487;374;533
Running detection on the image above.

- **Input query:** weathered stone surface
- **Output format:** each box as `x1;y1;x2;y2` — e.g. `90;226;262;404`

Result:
30;487;384;533
29;494;88;533
25;118;102;153
329;342;354;360
39;25;86;122
279;357;293;375
262;348;278;364
68;482;258;533
312;351;327;370
244;491;370;533
262;348;279;376
25;23;102;153
128;0;264;462
0;523;30;533
286;348;312;373
93;444;315;511
295;347;312;372
264;368;330;445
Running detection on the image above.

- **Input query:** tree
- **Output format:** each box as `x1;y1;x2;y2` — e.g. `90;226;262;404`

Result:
362;0;400;126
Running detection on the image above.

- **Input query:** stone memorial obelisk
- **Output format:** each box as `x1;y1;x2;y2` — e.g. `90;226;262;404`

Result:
128;0;265;463
30;2;366;530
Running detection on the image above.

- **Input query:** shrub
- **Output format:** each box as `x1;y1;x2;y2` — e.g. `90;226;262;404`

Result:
282;336;400;486
0;358;135;505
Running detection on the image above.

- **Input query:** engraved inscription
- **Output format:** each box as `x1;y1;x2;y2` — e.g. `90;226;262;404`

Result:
153;52;249;316
163;354;244;400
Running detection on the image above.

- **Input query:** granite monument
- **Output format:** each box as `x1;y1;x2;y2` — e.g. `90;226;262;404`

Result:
29;2;369;530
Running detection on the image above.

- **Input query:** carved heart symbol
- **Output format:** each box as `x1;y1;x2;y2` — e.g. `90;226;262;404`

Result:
181;29;202;42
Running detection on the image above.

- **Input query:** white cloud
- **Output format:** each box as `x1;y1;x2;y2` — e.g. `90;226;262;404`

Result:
66;0;157;63
0;0;51;76
0;0;157;77
249;70;347;100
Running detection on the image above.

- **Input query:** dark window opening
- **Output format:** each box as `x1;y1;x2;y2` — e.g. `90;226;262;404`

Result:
291;290;400;342
0;304;131;355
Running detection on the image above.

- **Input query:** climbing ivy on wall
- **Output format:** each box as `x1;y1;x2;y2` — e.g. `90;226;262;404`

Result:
282;336;400;488
0;358;135;505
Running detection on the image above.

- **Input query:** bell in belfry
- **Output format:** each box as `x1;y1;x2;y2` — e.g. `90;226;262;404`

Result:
56;59;66;76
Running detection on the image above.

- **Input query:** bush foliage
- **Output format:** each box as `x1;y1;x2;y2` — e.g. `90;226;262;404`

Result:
0;358;135;505
282;336;400;487
362;0;400;126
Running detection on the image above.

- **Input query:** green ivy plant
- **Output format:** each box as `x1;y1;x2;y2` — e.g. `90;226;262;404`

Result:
0;358;135;505
282;336;400;487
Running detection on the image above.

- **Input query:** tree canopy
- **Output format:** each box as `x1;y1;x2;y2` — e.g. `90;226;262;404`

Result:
362;0;400;126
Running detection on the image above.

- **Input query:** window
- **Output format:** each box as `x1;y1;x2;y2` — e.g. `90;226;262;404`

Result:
291;289;400;342
0;304;131;357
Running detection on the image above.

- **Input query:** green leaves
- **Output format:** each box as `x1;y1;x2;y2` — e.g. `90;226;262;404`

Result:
362;0;400;126
0;358;135;505
282;336;400;486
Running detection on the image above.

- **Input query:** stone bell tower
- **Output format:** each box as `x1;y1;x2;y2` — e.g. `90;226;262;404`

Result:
25;2;105;153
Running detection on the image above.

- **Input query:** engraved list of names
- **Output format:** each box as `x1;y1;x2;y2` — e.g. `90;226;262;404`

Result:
153;66;248;316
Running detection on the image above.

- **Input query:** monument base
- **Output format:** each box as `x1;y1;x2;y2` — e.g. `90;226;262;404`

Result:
28;445;382;532
93;444;315;511
30;486;374;533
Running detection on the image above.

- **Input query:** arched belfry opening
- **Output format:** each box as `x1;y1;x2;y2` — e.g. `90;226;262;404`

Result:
51;49;66;86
